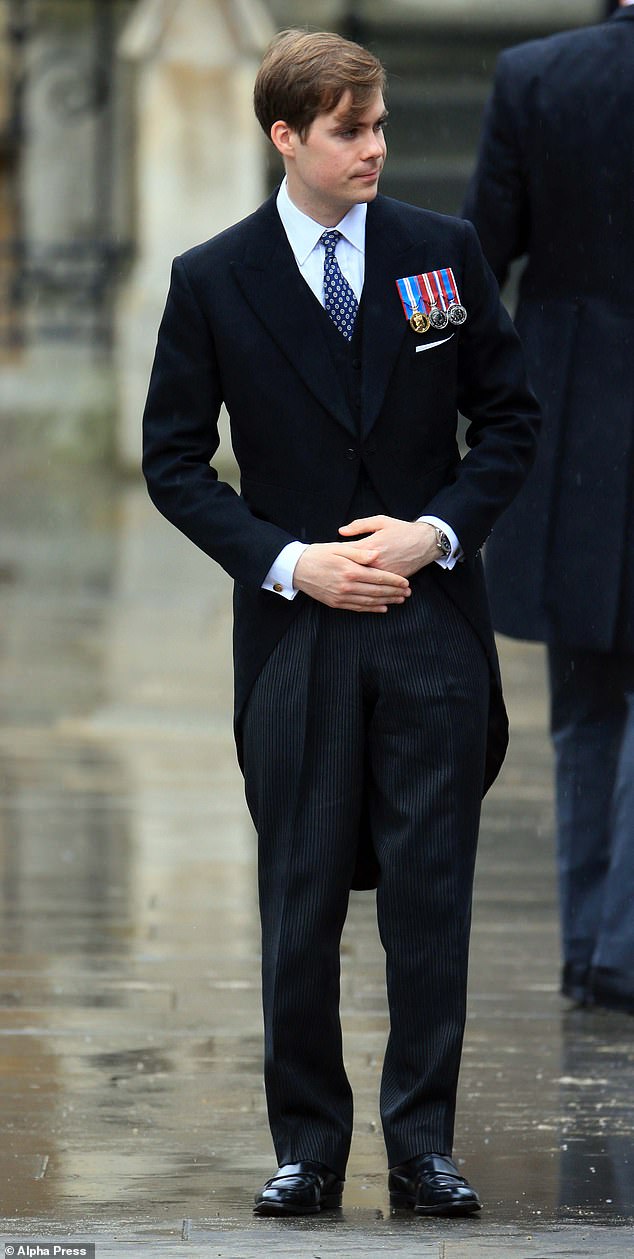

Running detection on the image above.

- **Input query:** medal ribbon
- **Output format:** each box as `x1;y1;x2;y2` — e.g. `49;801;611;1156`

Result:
416;268;463;310
438;267;460;307
397;268;464;319
396;274;425;320
418;271;442;311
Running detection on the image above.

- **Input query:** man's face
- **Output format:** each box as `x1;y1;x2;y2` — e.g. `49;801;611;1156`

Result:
280;89;387;225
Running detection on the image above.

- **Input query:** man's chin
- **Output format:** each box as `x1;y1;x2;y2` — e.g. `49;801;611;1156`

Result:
352;180;381;202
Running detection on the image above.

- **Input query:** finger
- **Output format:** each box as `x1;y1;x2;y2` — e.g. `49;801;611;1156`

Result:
338;516;383;536
337;595;400;611
350;566;410;589
340;604;389;613
339;593;409;611
344;586;407;600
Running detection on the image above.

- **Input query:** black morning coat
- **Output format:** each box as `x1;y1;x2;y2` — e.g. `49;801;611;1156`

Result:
463;6;634;651
142;191;540;885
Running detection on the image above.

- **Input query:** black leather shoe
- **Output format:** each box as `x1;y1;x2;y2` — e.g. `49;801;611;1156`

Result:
588;967;634;1014
253;1161;344;1216
389;1152;481;1217
561;962;590;1005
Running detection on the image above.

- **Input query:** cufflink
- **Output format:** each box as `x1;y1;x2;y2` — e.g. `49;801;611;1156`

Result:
273;583;284;594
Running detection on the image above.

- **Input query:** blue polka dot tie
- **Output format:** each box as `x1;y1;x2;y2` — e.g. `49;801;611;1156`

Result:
321;230;359;341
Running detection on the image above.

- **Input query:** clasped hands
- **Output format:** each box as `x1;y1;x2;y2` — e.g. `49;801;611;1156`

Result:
292;515;441;613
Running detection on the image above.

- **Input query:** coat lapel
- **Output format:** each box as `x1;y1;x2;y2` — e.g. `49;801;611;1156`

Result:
230;197;356;436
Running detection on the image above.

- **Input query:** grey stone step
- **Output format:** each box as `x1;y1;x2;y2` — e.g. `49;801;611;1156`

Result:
385;79;490;160
381;162;472;218
365;30;505;78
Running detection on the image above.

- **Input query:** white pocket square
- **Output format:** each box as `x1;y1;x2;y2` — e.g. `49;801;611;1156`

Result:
415;334;454;354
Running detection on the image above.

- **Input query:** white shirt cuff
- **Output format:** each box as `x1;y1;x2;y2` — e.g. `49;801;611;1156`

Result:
417;515;463;570
262;541;309;599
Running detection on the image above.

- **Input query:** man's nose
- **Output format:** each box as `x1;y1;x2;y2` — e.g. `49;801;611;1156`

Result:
362;132;386;161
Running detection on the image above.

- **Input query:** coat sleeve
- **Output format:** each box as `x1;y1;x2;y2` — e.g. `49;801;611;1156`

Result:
420;219;541;559
462;50;530;287
142;255;295;589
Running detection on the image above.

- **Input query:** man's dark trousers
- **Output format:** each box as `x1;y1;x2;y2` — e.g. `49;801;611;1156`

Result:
548;647;634;981
243;569;489;1178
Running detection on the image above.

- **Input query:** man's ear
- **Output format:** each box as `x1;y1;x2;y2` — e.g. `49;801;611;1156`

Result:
270;120;297;160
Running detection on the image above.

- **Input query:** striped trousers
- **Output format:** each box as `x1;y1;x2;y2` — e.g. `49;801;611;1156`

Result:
242;565;489;1178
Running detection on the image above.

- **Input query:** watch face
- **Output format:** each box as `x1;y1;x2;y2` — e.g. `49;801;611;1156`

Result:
437;531;451;555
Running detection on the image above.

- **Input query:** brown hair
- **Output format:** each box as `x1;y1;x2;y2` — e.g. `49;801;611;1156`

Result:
253;29;387;141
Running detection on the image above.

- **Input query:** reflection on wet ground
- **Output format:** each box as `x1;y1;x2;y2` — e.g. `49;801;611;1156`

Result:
0;463;632;1252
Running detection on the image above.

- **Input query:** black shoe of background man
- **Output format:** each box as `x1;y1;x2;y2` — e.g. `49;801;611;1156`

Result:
588;966;634;1015
561;961;590;1005
253;1160;344;1216
389;1152;482;1216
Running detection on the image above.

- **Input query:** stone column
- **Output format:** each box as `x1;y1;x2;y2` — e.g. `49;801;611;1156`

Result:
116;0;274;469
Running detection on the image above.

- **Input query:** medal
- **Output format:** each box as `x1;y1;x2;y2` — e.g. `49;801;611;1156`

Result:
410;310;430;334
437;268;468;326
448;301;467;326
429;305;449;330
421;273;449;330
397;275;431;334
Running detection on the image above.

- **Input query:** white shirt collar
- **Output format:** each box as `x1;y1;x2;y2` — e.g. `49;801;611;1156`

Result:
276;178;366;265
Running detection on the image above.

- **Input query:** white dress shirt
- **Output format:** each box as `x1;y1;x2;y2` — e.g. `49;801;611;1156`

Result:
262;180;462;599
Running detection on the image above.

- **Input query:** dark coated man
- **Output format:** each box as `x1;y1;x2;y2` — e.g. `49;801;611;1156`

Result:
143;28;540;1217
464;1;634;1017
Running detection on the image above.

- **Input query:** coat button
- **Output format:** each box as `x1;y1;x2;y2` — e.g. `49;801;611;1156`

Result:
346;447;358;460
352;358;362;370
273;583;284;593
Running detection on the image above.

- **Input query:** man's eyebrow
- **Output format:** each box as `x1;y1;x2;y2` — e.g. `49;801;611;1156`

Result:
333;108;390;129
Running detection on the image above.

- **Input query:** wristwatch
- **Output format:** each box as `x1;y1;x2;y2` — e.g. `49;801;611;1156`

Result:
434;527;452;558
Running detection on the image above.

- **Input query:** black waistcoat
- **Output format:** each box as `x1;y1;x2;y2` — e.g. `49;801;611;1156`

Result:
313;296;388;521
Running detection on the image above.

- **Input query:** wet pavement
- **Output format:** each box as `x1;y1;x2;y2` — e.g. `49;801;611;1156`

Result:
0;458;632;1257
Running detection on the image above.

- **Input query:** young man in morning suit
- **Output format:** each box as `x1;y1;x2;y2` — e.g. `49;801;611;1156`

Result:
143;30;540;1218
463;0;634;1015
